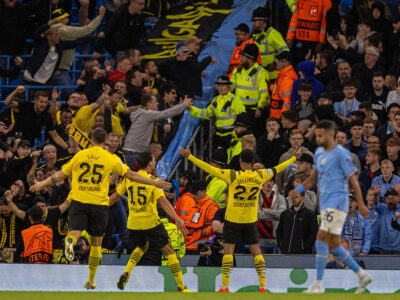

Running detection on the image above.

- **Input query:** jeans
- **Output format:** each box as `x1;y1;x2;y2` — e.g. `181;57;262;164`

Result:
125;152;138;170
51;71;75;100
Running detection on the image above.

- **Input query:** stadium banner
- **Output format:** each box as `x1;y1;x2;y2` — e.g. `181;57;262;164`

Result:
141;1;233;61
1;265;399;293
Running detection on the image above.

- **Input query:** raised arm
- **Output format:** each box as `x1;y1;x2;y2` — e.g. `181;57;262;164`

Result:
124;170;171;190
4;190;26;220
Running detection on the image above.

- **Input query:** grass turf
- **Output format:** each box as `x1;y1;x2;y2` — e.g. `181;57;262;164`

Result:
0;292;397;300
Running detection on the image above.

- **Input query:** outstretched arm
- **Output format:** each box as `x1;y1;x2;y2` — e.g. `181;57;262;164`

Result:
30;170;67;192
124;170;172;190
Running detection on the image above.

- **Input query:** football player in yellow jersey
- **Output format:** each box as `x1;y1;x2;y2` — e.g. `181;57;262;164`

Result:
109;152;191;292
179;146;295;293
30;128;171;290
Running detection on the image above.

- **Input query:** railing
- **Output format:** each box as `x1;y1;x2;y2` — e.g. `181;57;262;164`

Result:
167;119;214;181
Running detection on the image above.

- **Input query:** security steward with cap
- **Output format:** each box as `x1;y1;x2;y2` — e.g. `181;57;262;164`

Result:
189;76;245;150
227;23;261;78
269;51;298;119
206;149;228;208
251;7;289;81
230;43;269;137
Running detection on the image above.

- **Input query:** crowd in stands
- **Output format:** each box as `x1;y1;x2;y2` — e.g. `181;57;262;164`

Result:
1;0;400;267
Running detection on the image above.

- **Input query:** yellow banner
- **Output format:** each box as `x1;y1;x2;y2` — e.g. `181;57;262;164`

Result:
68;125;92;149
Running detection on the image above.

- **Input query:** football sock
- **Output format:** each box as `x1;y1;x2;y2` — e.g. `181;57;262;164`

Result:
125;247;145;276
331;246;361;274
254;255;266;288
315;240;329;281
221;254;234;288
88;246;102;284
167;253;185;289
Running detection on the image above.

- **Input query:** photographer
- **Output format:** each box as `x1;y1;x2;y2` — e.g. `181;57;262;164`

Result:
70;236;91;264
197;235;226;267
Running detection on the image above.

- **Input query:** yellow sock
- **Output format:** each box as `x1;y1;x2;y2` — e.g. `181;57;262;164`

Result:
66;234;77;246
221;254;233;288
254;255;266;288
88;246;102;284
124;247;145;276
167;253;184;289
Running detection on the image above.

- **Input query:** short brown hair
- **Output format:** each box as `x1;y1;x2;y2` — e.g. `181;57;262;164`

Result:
34;90;50;100
91;128;107;144
367;147;381;159
363;118;376;127
116;55;130;66
386;137;400;147
294;173;307;183
290;129;303;137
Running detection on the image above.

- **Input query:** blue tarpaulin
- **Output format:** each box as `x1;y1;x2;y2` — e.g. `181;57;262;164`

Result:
156;0;267;179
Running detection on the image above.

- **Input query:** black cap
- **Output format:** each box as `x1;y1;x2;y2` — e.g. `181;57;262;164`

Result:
252;7;269;21
33;195;47;205
214;75;232;85
275;51;291;61
18;140;32;148
297;153;313;164
234;23;250;33
28;205;43;223
234;112;253;128
240;43;259;60
385;188;398;197
317;92;332;100
211;149;228;166
51;8;70;20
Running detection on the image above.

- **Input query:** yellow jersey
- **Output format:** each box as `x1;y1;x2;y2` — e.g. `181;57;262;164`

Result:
188;155;296;223
62;146;129;206
116;169;165;230
72;104;95;132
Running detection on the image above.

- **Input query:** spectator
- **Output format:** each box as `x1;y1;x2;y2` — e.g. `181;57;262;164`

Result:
205;149;228;208
4;88;72;154
126;48;142;68
172;35;216;97
14;205;53;263
386;77;400;108
292;173;317;212
369;71;389;123
291;60;325;108
96;0;145;56
256;117;289;168
370;2;393;48
229;134;258;171
125;67;143;105
23;18;95;87
181;180;219;251
371;159;400;202
276;188;318;254
51;108;72;157
227;113;254;164
142;60;163;95
346;120;368;164
366;187;381;254
362;118;377;142
334;78;361;124
359;147;382;191
344;195;371;256
296;81;315;121
108;56;133;85
281;110;298;144
257;177;288;239
275;129;313;194
285;153;316;197
359;102;379;123
123;93;191;169
376;103;400;144
335;130;362;175
314;51;338;86
372;188;400;254
269;51;298;119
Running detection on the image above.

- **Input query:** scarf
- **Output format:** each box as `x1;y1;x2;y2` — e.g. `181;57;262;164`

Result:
0;214;16;249
338;99;359;118
67;124;92;149
344;213;363;255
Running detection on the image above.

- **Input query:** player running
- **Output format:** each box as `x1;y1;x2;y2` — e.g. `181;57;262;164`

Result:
289;120;372;294
109;152;191;292
179;146;295;292
30;128;171;290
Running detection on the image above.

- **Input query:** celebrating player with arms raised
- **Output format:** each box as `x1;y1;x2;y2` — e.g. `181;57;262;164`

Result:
180;146;295;292
289;120;372;294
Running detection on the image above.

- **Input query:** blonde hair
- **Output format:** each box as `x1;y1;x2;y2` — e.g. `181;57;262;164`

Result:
242;134;256;148
381;159;394;167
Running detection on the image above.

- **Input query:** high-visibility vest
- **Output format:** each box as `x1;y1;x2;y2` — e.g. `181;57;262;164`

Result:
286;0;332;43
227;38;262;77
230;63;270;110
21;224;53;264
206;175;227;208
189;92;246;136
286;0;296;13
269;65;298;119
252;27;289;80
160;218;186;266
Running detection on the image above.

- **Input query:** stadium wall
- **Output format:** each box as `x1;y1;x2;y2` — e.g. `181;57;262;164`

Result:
1;264;399;293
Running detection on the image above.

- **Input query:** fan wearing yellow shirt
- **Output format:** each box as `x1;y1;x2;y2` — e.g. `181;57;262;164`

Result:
179;146;295;293
109;152;191;292
30;128;171;290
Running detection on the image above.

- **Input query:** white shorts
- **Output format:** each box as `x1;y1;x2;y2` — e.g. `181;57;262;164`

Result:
319;209;347;235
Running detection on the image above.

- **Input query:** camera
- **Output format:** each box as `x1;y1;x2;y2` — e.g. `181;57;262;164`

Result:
197;243;210;252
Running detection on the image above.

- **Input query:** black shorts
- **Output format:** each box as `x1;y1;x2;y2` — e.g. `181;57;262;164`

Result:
128;222;170;249
223;220;259;245
68;200;108;237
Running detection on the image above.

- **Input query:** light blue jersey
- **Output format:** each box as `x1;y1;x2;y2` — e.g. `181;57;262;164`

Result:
314;145;357;213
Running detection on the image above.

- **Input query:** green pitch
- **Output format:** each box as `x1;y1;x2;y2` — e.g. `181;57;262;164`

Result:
0;292;397;300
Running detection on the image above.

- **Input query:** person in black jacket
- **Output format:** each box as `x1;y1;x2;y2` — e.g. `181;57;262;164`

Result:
276;190;318;254
171;35;216;97
256;117;288;168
